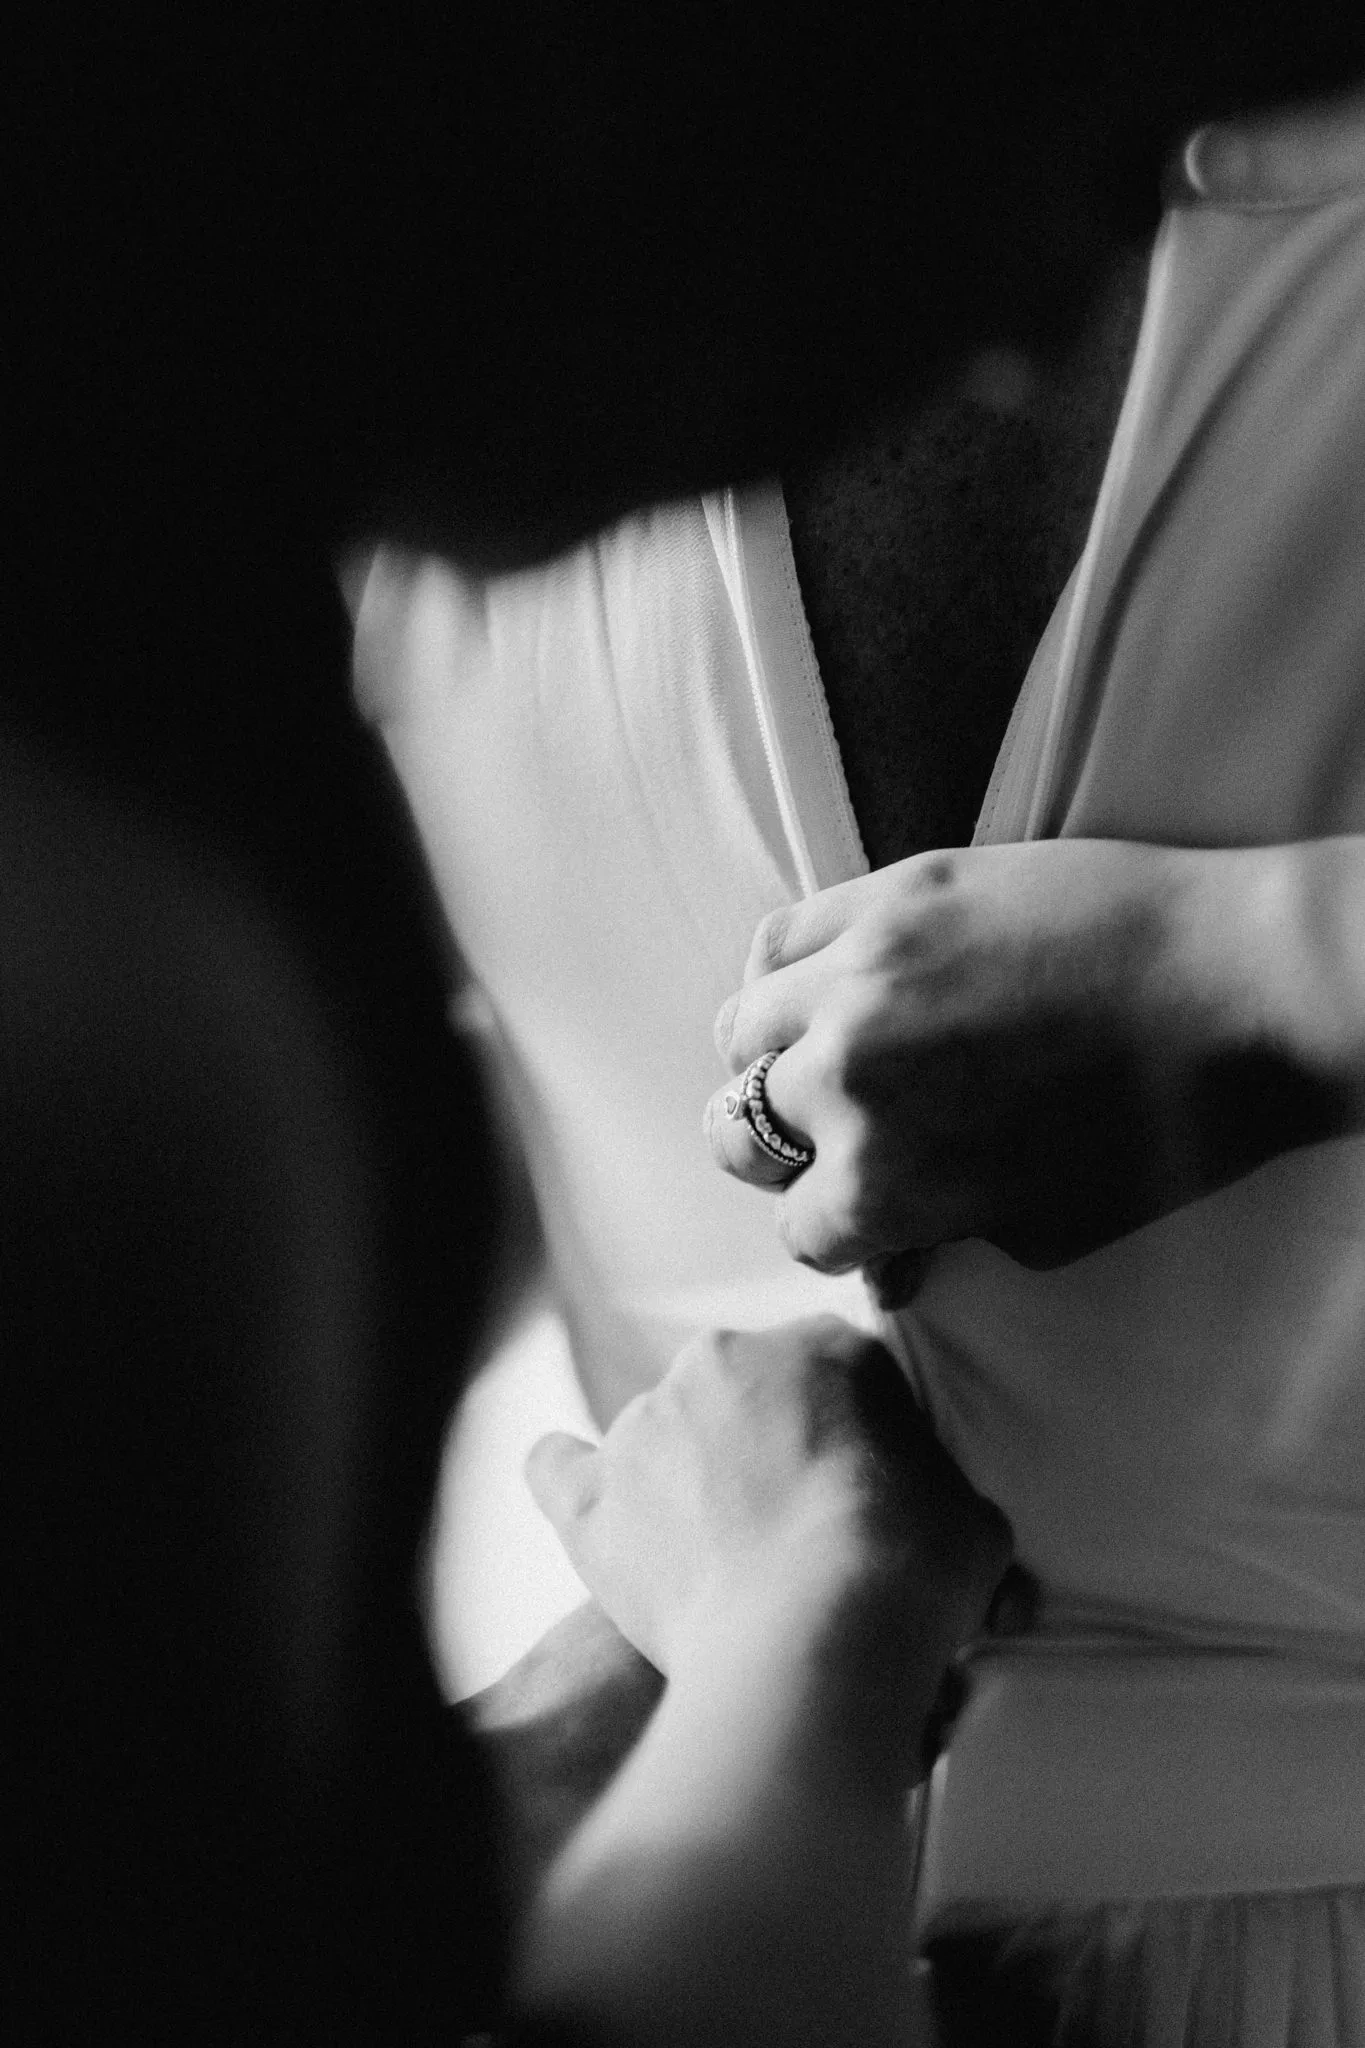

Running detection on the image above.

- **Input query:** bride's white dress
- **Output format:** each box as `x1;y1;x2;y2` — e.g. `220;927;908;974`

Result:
350;149;1365;2044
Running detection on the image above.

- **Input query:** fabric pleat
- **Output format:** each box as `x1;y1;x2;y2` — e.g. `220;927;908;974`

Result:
985;1890;1365;2048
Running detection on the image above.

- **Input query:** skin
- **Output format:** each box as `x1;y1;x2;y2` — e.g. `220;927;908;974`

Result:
706;96;1365;1278
462;96;1365;1914
13;23;1365;2040
516;1317;1011;2048
706;838;1365;1276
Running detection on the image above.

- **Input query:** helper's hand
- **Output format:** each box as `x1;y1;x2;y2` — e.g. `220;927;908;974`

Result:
705;840;1360;1276
525;1317;1010;1682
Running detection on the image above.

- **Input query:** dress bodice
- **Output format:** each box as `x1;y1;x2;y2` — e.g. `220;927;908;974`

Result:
352;486;875;1426
354;174;1365;1664
901;179;1365;1660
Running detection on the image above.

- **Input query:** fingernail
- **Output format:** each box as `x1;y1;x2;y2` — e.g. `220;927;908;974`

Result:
714;994;738;1058
703;1094;733;1149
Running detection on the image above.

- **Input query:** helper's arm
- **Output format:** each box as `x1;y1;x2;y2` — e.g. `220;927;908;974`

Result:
511;1318;1011;2048
515;1578;949;2047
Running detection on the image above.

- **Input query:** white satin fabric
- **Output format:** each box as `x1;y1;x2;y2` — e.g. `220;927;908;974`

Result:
910;154;1365;2048
905;178;1365;1665
351;149;1365;2044
351;483;876;1433
1000;1888;1365;2048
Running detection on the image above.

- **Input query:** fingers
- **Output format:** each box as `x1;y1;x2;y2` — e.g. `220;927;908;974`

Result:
703;1048;929;1270
741;883;864;984
714;955;825;1076
715;879;882;1068
703;1043;815;1189
718;857;943;1071
1184;88;1365;207
772;1148;965;1274
525;1430;600;1571
703;1091;799;1187
713;874;886;1077
774;1165;882;1274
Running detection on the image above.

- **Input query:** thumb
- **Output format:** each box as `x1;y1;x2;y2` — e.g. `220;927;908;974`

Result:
525;1430;600;1552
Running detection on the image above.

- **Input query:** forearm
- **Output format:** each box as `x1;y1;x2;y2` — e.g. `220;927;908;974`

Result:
514;1583;945;2048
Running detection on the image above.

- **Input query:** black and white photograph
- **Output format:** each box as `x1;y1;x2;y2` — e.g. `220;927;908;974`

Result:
7;7;1365;2041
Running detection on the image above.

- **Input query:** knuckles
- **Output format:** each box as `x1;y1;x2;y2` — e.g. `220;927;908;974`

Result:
911;850;960;895
777;1124;897;1273
801;991;895;1104
848;888;964;983
777;1188;870;1275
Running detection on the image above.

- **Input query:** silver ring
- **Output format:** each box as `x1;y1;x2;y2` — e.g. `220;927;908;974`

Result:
722;1050;814;1171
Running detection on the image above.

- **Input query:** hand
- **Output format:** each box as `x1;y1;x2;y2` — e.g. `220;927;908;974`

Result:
525;1317;1010;1681
518;1325;1009;2048
705;840;1358;1276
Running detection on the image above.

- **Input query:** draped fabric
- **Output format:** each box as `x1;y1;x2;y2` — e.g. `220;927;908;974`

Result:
350;485;874;1435
999;1889;1365;2048
353;128;1365;2042
915;137;1365;2048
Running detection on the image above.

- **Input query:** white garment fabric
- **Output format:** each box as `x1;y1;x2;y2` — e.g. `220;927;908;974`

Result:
352;484;878;1432
351;153;1365;2044
908;161;1365;2047
909;180;1365;1667
1001;1889;1365;2048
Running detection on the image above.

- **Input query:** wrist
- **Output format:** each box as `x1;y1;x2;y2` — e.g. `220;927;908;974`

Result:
664;1552;962;1803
